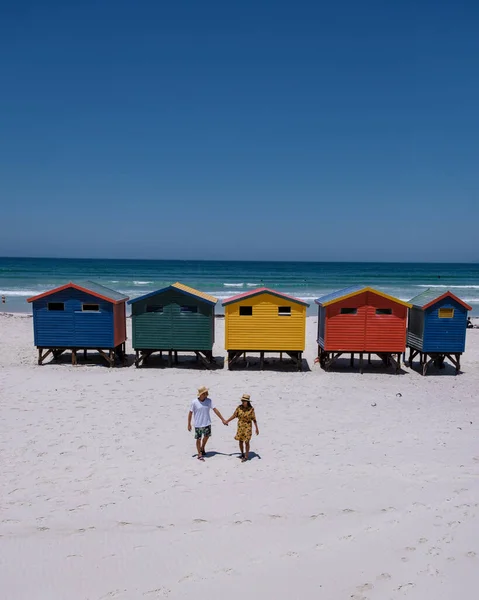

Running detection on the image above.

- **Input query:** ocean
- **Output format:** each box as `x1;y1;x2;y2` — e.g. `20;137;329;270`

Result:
1;257;478;315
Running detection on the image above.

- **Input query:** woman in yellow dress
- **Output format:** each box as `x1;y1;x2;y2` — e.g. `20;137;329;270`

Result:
226;393;259;462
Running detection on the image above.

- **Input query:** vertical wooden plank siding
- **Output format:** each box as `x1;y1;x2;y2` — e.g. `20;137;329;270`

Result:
225;293;306;351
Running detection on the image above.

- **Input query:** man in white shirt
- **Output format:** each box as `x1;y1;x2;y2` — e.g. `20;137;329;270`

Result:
188;386;227;460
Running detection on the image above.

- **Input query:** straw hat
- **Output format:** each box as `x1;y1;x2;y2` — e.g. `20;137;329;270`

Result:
241;393;251;401
197;386;209;397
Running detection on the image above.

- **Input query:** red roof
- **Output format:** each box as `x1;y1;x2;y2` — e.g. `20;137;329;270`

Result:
27;282;129;305
422;291;472;311
222;287;309;306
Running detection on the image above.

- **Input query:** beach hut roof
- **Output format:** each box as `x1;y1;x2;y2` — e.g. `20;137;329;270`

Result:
128;282;217;306
222;287;309;307
27;281;129;304
409;289;472;311
315;285;411;308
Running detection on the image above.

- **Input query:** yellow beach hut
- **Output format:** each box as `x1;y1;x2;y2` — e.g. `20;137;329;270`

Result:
222;287;309;370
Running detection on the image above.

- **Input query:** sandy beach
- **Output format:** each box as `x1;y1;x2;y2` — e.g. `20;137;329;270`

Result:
1;313;479;600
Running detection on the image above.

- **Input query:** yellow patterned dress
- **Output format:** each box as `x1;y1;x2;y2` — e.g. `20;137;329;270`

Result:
233;406;256;442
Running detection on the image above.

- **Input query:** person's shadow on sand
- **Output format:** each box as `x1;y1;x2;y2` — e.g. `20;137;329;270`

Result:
192;451;262;460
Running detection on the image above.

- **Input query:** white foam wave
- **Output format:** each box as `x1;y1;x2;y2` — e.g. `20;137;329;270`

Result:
246;283;260;287
223;283;244;287
0;290;40;297
417;284;479;289
133;281;153;285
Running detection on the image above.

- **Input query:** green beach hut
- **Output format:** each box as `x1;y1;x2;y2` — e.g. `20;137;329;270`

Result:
128;282;218;367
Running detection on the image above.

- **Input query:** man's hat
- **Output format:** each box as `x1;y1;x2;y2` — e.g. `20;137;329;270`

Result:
197;386;209;397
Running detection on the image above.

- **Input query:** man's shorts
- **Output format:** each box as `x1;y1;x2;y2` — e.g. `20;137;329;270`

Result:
195;425;211;439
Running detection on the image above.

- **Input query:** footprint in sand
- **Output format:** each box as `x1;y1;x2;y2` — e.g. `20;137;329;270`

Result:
418;538;428;544
193;519;208;524
376;573;391;580
396;582;416;592
466;551;477;558
405;546;416;552
143;588;170;597
357;583;374;592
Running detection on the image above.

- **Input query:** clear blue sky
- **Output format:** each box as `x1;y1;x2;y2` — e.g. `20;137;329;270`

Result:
0;0;478;261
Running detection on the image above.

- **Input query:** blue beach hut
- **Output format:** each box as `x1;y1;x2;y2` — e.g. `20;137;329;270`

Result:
27;281;129;367
406;289;472;375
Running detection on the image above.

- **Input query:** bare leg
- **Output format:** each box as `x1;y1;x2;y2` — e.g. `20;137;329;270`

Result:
201;435;210;456
196;438;202;457
244;441;250;461
239;441;244;457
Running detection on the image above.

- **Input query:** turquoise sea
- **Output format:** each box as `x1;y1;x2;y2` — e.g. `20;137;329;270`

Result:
1;257;478;315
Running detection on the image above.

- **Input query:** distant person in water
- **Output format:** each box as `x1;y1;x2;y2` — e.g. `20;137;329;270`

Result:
188;386;228;461
225;394;259;462
1;295;5;304
467;317;474;329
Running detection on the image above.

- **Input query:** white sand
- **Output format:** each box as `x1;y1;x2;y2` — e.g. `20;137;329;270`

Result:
1;314;479;600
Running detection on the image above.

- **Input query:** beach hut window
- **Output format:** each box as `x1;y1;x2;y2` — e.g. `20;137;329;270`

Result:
180;305;198;314
146;305;163;313
438;308;454;319
82;304;99;312
278;306;291;316
340;308;357;315
239;306;253;316
376;308;393;315
48;302;64;311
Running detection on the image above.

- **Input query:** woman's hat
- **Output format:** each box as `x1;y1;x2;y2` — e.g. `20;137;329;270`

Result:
241;393;251;401
197;386;209;397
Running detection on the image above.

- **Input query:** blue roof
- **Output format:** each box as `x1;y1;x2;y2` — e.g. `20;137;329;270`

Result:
315;285;366;306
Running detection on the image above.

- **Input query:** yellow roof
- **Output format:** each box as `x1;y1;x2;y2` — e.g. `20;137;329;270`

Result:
171;282;218;305
320;286;412;308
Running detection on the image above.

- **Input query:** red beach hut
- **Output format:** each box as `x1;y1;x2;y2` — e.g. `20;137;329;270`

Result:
315;285;411;373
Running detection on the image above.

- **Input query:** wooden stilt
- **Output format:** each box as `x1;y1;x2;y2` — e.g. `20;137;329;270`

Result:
84;349;87;360
168;350;172;367
359;352;364;374
174;350;178;364
260;351;265;370
368;353;372;364
350;353;354;367
280;352;283;362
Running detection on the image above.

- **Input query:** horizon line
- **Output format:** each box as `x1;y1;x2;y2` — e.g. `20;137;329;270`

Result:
0;256;478;265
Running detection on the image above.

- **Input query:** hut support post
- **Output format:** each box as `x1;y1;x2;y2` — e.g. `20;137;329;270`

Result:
350;353;354;367
84;349;87;360
368;353;372;364
168;351;172;368
260;351;265;370
38;348;54;365
359;352;364;374
72;349;77;366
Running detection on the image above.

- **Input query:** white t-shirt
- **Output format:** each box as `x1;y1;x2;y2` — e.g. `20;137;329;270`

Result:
190;397;215;428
